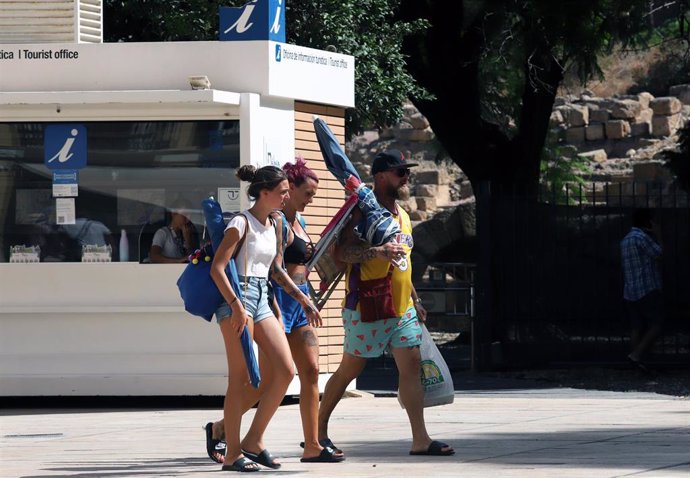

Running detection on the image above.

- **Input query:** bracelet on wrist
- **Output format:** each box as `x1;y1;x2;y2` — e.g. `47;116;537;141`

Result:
229;297;238;306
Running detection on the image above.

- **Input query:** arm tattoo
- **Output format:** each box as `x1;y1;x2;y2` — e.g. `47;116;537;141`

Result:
340;243;378;263
271;262;308;304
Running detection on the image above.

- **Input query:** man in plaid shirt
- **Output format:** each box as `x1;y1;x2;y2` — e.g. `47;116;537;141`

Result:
620;208;663;371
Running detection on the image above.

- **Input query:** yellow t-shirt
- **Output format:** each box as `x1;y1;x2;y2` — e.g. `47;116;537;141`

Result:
345;206;414;317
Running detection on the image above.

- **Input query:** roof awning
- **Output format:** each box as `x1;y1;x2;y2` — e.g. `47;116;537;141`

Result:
0;89;242;121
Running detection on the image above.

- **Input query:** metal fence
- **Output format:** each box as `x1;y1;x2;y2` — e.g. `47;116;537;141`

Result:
415;262;476;368
475;181;690;367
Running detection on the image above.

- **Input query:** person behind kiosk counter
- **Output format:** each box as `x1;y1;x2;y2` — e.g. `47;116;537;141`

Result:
148;201;198;263
60;218;114;249
209;164;322;472
204;158;344;465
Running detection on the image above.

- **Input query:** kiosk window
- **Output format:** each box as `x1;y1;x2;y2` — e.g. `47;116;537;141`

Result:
0;120;240;262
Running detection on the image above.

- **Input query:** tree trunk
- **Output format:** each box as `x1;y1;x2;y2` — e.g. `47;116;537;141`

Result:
399;2;563;195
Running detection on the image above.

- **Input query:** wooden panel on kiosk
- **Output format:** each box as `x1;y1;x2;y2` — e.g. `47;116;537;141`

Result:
294;101;346;373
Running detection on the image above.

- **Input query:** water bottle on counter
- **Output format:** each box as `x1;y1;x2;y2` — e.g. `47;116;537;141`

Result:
119;229;129;262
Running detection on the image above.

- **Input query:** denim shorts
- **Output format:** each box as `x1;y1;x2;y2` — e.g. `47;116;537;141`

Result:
274;282;310;334
342;306;422;358
215;276;274;324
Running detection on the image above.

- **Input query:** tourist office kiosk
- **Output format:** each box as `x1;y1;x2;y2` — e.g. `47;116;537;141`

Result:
0;40;354;396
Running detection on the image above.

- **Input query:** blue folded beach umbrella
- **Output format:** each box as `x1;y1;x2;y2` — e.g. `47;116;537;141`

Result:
312;117;400;246
313;116;360;186
202;198;261;388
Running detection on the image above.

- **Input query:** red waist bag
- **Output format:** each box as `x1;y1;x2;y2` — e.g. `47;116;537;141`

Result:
358;264;396;322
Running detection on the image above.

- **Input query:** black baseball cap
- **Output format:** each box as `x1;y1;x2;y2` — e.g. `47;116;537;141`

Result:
371;149;418;175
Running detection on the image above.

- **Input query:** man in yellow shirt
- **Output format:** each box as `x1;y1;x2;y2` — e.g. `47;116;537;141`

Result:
316;150;455;457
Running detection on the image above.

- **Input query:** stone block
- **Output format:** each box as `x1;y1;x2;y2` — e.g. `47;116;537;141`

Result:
565;126;585;144
408;112;430;129
379;127;396;140
397;127;435;142
435;184;452;206
408;210;428;221
416;196;437;212
632;108;653;124
549;109;565;126
610;99;642;119
398;198;417;213
585;122;605;141
651;113;682;136
669;84;690;104
566;104;589;126
414;169;446;185
589;108;610;123
650;97;682;115
459;180;474;200
637;92;654;109
415;184;438;197
630;121;650;137
605;120;631;139
579;149;607;163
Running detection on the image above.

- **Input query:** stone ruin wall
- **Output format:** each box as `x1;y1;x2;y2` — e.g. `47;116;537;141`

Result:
347;84;690;223
548;84;690;195
344;85;690;267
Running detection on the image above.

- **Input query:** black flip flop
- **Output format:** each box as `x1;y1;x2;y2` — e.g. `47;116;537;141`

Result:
221;456;260;472
204;422;226;464
299;438;343;455
300;446;346;463
409;440;455;456
242;449;281;469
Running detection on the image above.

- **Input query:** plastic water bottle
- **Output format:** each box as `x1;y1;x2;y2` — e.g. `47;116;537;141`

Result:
119;229;129;262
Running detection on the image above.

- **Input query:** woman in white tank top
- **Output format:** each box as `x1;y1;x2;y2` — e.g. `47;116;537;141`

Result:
210;164;321;472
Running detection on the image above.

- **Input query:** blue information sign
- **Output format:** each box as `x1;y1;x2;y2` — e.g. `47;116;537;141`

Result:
44;124;87;170
220;0;285;42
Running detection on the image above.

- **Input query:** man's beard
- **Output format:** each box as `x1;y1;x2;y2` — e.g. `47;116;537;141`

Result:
388;184;410;200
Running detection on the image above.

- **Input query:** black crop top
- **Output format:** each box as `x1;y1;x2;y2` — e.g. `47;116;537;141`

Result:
284;233;311;265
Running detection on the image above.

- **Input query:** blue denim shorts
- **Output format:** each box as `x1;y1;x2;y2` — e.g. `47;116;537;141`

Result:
215;276;274;324
274;282;310;334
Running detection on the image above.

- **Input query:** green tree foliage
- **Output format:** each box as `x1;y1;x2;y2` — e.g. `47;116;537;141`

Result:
104;1;688;190
397;1;686;191
539;148;593;204
104;1;221;41
286;1;429;134
104;0;428;135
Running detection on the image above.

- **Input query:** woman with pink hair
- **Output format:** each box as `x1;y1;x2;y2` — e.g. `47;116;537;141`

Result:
275;157;343;462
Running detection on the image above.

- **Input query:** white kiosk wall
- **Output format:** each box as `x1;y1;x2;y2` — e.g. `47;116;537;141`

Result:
0;41;354;396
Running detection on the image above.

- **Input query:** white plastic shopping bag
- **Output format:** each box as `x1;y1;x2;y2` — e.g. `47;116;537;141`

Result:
399;324;455;408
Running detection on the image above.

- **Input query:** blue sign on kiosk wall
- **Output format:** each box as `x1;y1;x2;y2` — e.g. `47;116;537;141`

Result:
52;169;79;197
53;170;78;184
220;0;285;42
44;124;87;170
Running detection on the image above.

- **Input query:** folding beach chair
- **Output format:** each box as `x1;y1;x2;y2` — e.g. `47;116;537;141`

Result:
305;194;358;310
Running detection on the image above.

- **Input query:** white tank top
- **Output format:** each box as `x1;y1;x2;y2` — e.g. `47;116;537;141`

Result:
224;210;276;278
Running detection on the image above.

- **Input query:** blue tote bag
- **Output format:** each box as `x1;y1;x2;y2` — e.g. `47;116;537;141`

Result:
176;198;260;387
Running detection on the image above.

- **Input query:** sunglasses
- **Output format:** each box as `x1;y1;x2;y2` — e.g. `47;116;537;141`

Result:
393;168;411;177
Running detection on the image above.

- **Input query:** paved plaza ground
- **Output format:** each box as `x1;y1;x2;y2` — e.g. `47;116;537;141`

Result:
2;384;689;478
